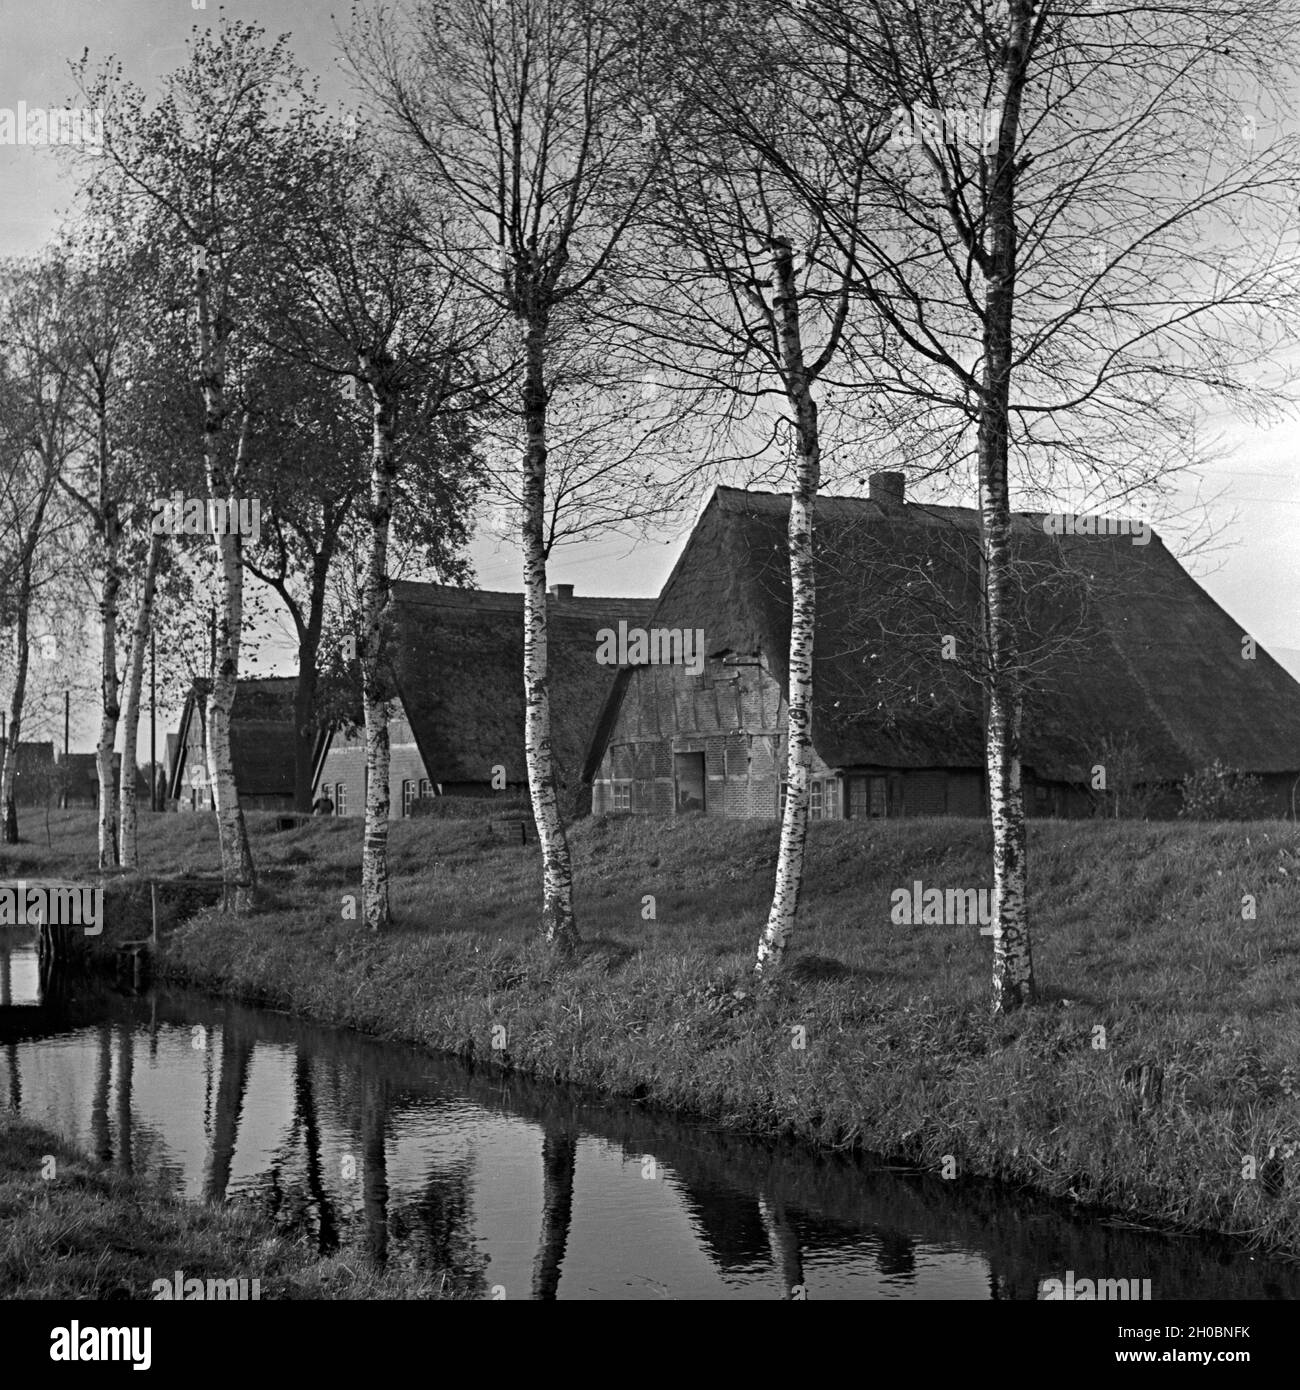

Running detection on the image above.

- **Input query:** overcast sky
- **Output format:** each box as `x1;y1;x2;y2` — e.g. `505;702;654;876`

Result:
4;0;1298;756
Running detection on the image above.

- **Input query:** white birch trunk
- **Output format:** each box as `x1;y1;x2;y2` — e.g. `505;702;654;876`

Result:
757;1191;805;1300
521;313;578;951
1;478;51;843
0;567;33;844
95;466;121;868
755;238;819;979
118;534;162;870
196;252;256;912
359;367;395;932
207;514;256;910
981;0;1036;1012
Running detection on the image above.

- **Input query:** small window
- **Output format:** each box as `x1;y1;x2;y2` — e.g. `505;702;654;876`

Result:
810;781;824;820
335;782;346;816
419;777;434;800
612;781;631;811
402;779;415;816
824;779;838;819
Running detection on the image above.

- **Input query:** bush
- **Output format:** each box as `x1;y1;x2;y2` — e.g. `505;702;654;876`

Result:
1178;760;1264;821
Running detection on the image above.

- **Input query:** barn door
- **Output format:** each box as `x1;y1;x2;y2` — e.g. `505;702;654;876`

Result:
674;752;705;813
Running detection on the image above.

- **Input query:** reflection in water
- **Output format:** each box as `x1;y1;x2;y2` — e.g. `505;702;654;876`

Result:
532;1103;578;1300
757;1193;804;1299
91;1021;113;1164
360;1071;389;1266
116;1021;134;1177
294;1054;339;1255
205;1012;254;1204
2;933;1300;1300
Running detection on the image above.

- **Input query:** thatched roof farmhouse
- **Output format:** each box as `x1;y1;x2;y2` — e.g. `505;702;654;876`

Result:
586;478;1300;819
168;676;305;812
314;581;654;818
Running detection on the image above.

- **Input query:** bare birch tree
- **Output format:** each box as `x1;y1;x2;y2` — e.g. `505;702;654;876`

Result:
348;0;689;949
698;0;1300;1009
624;36;895;975
117;533;162;869
261;127;486;932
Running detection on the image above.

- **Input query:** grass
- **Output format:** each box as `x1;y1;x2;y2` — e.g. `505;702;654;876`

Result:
5;807;1300;1258
0;1114;460;1299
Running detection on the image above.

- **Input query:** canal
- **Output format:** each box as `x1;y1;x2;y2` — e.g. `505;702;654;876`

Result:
2;930;1296;1300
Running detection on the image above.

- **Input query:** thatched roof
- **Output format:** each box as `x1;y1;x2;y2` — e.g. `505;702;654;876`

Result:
390;581;655;805
0;740;53;774
168;676;300;800
610;485;1300;782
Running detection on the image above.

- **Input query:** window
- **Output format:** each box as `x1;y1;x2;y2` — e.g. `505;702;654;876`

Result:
335;782;346;816
402;779;415;816
823;779;839;819
419;778;434;800
810;781;824;820
612;781;631;811
847;776;888;819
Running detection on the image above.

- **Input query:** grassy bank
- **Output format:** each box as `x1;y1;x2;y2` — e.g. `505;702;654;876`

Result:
0;1113;457;1299
6;808;1300;1257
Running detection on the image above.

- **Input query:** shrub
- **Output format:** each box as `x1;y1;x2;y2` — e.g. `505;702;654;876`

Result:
1178;760;1264;820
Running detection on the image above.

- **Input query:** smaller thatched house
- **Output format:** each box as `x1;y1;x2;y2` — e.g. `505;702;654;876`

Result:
168;676;305;812
313;581;655;818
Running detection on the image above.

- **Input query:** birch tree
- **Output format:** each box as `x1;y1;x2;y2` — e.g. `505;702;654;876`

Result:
261;127;485;932
112;311;195;868
0;262;79;844
44;240;153;868
117;533;162;869
349;0;689;949
74;21;323;908
627;29;895;975
704;0;1300;1009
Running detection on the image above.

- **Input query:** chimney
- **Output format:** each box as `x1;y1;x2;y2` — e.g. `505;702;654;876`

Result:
869;471;905;506
548;583;575;602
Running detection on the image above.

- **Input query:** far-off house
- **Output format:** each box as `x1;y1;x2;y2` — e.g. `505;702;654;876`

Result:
0;739;55;806
586;479;1300;820
55;750;123;809
168;676;305;813
313;581;655;819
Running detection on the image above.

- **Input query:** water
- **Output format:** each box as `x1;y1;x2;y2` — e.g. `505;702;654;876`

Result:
2;932;1296;1300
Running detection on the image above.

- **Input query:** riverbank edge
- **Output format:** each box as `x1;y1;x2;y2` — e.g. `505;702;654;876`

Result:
146;904;1300;1266
0;1114;461;1299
